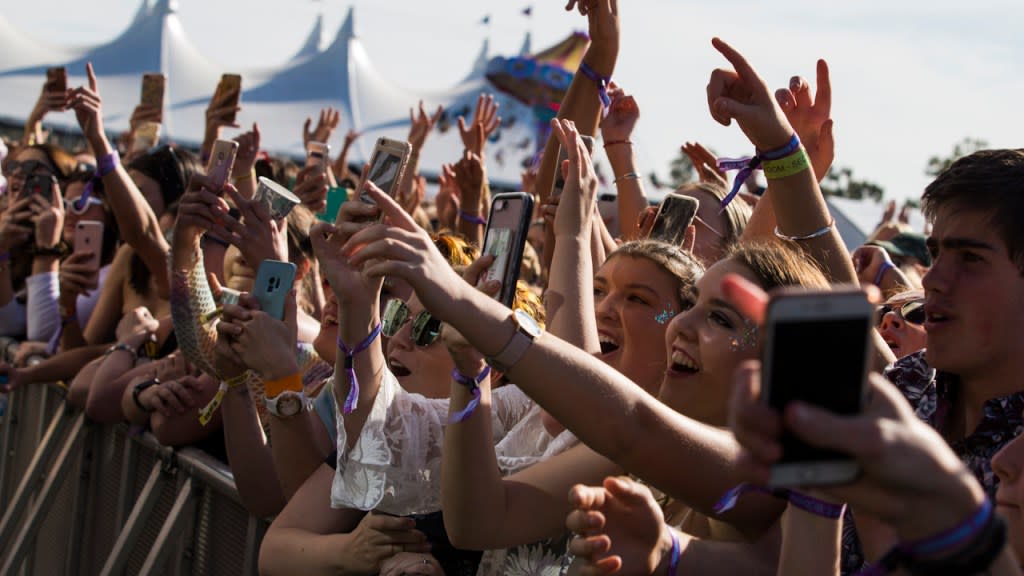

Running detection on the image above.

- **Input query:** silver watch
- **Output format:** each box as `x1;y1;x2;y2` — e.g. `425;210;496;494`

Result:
486;309;542;372
265;390;311;418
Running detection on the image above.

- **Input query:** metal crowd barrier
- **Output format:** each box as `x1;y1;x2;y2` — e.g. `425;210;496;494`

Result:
0;337;270;575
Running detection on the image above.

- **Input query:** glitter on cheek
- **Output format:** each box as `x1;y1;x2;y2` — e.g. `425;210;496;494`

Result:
655;306;677;325
729;318;759;352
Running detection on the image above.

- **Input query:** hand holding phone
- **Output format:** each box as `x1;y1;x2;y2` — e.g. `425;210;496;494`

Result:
74;221;105;274
761;288;873;487
213;74;242;125
480;193;534;307
206;139;239;193
551;135;595;198
140;73;166;121
45;67;67;95
253;260;297;320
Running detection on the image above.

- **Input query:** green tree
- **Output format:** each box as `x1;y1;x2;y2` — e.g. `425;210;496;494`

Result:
667;148;695;188
926;137;988;177
820;166;885;203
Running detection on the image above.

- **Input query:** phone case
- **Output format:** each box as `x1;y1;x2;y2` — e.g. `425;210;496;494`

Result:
649;194;699;246
216;74;242;124
74;221;105;271
45;67;67;93
481;192;534;307
141;73;166;112
207;140;239;192
253;260;297;320
21;173;55;199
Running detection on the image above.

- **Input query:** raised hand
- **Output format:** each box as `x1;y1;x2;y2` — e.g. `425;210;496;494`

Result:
600;85;639;143
293;164;329;213
115;306;159;345
706;38;792;151
221;185;288;266
435;164;460;230
233;123;262;178
130;104;163;130
175;173;232;240
457;94;501;156
0;196;34;252
408;101;443;152
310;183;384;308
303;107;341;148
68;63;107;149
30;179;64;249
551;118;599;238
452;147;487;218
774;59;834;181
681;141;727;187
205;85;241;136
566;476;674;576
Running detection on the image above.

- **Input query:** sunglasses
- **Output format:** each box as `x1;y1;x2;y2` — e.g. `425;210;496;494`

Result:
4;159;56;178
64;196;104;215
876;300;925;326
381;298;442;347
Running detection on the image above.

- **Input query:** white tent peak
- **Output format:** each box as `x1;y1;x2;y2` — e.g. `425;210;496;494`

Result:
154;0;179;15
291;13;325;62
131;0;153;24
519;32;532;56
334;6;356;43
463;38;490;82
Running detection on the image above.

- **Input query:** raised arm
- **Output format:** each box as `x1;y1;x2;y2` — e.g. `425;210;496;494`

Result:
69;63;171;298
601;85;647;241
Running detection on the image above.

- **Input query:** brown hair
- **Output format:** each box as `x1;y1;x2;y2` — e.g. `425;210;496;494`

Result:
677;181;751;246
921;149;1024;273
725;242;830;291
605;240;705;308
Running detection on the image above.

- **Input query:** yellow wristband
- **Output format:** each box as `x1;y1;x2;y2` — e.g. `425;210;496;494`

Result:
234;169;256;183
264;372;303;398
762;149;811;180
224;372;250;389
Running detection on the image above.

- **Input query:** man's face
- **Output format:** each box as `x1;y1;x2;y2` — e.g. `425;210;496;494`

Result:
922;208;1024;380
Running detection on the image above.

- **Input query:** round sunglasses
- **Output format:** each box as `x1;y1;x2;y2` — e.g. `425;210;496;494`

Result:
876;299;925;326
64;196;105;215
3;159;57;178
381;298;442;347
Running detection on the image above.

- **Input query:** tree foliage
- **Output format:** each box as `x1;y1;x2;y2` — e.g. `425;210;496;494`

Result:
820;166;885;203
926;137;988;178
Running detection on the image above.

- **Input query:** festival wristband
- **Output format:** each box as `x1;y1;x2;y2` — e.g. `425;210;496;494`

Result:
459;210;487;226
198;372;252;426
338;324;383;413
874;260;894;287
448;365;491;424
264;372;303;398
761;149;811;180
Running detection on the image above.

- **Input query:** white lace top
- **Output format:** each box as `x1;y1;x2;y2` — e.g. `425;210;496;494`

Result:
331;368;577;516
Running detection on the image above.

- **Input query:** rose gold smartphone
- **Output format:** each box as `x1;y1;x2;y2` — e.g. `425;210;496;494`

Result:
140;73;166;118
45;67;67;94
649;194;699;246
206;139;239;193
359;137;412;210
762;288;872;487
74;220;105;273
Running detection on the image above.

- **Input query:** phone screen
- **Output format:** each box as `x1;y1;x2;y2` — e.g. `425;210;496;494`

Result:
768;316;869;464
649;195;699;245
361;151;403;202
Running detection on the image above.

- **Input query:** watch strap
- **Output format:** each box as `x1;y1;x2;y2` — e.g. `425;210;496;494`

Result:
132;378;160;412
265;390;311;417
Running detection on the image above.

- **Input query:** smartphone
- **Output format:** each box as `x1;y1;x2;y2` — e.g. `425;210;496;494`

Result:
761;288;873;487
360;137;412;205
551;135;595;198
306;141;330;176
253;260;297;320
214;74;242;124
140;73;166;117
649;194;699;246
480;192;534;308
206;139;239;192
74;221;105;272
45;67;67;94
21;173;55;199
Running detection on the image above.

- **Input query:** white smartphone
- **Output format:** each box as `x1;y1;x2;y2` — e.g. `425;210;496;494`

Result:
207;139;239;193
253;260;297;320
360;137;412;205
306;141;330;175
74;220;105;273
481;193;534;308
761;288;873;487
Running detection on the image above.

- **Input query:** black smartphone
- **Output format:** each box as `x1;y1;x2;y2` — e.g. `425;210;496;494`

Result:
551;135;595;198
480;192;534;307
21;173;55;199
761;288;873;486
649;193;699;246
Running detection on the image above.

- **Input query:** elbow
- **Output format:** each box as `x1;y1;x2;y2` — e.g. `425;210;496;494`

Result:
84;384;125;424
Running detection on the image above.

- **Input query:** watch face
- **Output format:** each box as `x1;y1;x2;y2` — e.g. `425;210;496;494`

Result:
277;394;302;416
513;308;542;338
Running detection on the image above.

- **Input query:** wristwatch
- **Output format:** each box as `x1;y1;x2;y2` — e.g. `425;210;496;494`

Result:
486;309;543;373
265;390;312;418
132;377;161;412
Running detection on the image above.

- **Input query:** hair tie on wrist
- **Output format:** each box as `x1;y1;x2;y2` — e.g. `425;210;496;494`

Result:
449;365;491;423
459;210;487;226
337;324;383;413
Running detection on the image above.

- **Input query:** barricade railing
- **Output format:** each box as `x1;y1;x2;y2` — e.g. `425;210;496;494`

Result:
0;337;270;575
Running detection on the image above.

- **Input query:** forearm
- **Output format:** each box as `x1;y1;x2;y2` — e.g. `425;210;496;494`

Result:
169;238;220;376
332;299;384;421
777;507;840;576
221;385;287;518
22;106;44;146
740;187;779;242
20;343;106;385
590;216;608;269
676;530;779;576
25;271;60;342
269;411;333;500
0;266;17;309
606;145;647;240
544;235;598;353
87;351;149;422
120;379;151;425
259;528;351;576
151;406;217;447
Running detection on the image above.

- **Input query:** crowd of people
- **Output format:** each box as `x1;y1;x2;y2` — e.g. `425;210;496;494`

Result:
2;0;1024;574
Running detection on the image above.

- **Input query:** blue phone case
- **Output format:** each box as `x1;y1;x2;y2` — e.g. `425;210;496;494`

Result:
253;260;297;320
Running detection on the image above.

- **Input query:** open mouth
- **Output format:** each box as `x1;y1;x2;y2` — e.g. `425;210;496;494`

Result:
598;334;620;356
668;350;699;374
388;358;411;378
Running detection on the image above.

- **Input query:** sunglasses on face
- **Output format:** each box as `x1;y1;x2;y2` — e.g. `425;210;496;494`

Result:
381;298;442;347
4;159;56;178
876;300;926;326
64;196;104;215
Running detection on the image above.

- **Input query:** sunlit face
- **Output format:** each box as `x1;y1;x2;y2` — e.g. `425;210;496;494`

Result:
921;208;1024;382
385;294;453;398
127;169;166;217
658;259;761;427
991;429;1024;560
594;255;685;392
5;148;57;198
62;181;109;243
683;188;730;266
878;298;928;360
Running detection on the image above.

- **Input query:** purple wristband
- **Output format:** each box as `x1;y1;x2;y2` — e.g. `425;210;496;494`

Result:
874;260;894;287
459;210;487;226
449;365;491;423
577;60;612;109
97;151;120;177
715;134;801;209
667;529;681;575
336;324;383;413
714;483;845;519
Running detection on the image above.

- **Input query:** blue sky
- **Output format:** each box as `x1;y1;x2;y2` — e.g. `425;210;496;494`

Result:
5;0;1023;205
